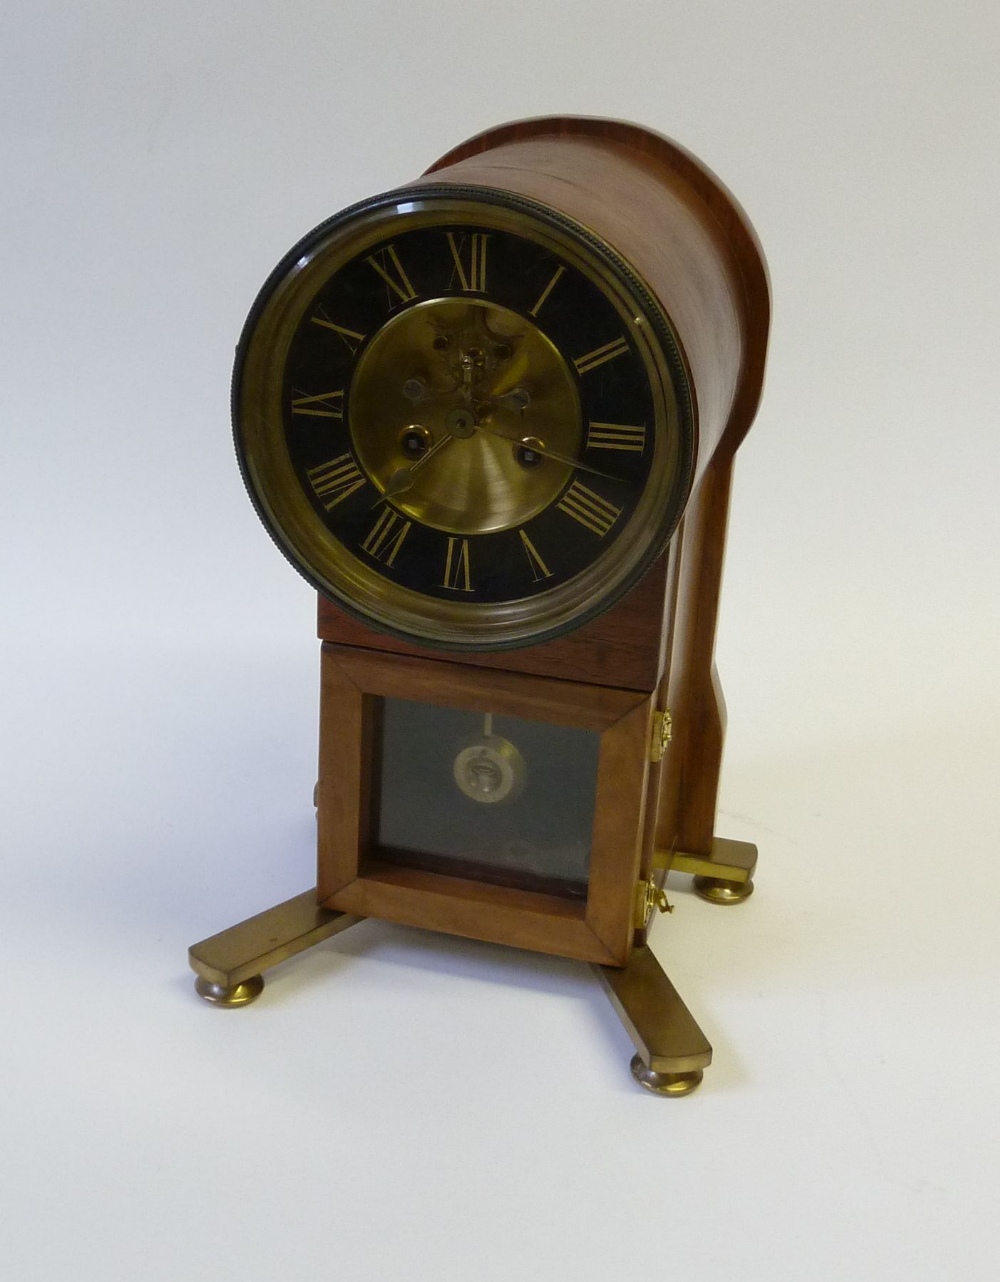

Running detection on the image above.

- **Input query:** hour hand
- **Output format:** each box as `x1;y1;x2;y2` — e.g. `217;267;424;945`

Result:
377;468;416;504
371;429;454;507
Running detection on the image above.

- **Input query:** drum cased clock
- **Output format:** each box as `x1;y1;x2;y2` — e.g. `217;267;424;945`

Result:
189;117;770;1096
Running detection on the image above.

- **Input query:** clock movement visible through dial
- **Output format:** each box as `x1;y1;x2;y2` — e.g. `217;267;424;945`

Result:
351;297;585;537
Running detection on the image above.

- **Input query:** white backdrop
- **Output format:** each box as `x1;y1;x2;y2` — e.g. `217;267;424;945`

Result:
2;2;998;1279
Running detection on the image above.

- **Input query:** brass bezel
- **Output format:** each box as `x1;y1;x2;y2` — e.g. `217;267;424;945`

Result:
234;186;695;651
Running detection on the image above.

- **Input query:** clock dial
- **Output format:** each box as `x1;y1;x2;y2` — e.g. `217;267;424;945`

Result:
235;190;694;649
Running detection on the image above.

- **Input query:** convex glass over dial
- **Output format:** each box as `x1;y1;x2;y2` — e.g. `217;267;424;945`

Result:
234;188;694;650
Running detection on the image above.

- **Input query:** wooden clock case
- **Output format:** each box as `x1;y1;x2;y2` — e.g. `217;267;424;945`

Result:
189;117;770;1096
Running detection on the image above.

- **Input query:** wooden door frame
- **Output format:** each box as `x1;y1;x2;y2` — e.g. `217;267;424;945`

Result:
316;643;652;966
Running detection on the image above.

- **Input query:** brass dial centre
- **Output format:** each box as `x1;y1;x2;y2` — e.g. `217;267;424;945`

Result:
350;299;581;535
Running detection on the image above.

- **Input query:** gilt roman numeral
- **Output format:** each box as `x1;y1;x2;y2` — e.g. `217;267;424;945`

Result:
365;245;418;307
557;481;622;537
447;232;489;292
309;316;367;357
290;389;344;419
573;336;629;375
519;529;553;582
361;508;411;567
528;265;566;317
443;537;473;592
306;454;366;509
585;421;646;452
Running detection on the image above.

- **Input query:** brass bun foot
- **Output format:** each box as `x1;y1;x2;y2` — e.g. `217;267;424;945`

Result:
194;974;264;1007
667;838;758;905
693;874;754;905
630;1054;704;1097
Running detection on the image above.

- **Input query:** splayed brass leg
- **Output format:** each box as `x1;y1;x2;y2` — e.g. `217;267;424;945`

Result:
188;889;363;1005
594;946;712;1096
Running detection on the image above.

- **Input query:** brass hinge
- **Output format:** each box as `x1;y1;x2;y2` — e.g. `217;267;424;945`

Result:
649;709;673;762
634;877;674;929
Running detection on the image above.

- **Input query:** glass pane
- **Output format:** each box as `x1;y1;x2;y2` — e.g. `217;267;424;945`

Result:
372;697;601;898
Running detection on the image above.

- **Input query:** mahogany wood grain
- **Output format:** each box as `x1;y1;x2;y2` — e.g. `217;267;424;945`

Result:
633;539;683;946
424;116;770;479
318;549;672;693
331;864;618;965
315;652;366;899
325;643;647;730
585;696;651;963
655;451;734;859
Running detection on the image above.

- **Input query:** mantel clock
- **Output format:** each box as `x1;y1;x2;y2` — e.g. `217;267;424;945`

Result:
189;117;770;1096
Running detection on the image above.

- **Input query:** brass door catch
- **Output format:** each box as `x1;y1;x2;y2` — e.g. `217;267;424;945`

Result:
634;877;675;929
650;710;673;762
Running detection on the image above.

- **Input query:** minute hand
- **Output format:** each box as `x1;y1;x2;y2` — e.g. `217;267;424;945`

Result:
474;423;623;482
